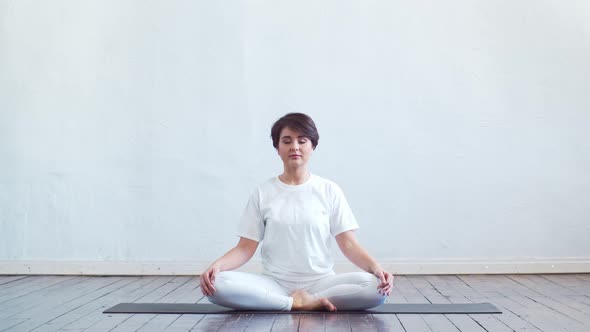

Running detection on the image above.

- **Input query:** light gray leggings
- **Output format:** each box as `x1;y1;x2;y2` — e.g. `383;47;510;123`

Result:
206;271;386;311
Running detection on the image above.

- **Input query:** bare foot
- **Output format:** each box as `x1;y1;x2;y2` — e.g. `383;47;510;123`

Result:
291;290;337;311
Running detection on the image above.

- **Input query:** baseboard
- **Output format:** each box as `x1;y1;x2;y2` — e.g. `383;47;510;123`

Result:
1;258;589;275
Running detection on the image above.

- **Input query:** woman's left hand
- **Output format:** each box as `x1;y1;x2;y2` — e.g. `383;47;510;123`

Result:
373;268;394;296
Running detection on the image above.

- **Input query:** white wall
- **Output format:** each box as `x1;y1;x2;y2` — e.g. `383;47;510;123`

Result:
1;0;589;274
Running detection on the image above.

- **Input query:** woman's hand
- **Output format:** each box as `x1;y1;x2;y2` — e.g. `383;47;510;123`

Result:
200;264;221;296
334;231;395;296
373;268;394;296
199;238;259;297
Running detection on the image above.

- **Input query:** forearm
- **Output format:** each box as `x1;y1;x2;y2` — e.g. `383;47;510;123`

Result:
211;246;254;271
341;241;381;274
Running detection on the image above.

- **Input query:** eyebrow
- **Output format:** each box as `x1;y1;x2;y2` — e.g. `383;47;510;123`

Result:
281;136;307;139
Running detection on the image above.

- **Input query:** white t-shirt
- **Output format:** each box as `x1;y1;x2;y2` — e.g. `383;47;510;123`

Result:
236;173;359;283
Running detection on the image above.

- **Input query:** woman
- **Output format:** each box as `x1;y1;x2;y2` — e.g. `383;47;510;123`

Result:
200;113;394;311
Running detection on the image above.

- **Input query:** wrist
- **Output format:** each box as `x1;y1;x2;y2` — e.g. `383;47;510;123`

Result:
368;264;381;274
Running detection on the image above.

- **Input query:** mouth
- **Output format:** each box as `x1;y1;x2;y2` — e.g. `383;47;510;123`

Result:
289;155;302;158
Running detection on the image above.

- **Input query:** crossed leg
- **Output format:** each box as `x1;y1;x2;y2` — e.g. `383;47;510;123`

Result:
206;271;293;311
206;271;386;311
302;272;387;310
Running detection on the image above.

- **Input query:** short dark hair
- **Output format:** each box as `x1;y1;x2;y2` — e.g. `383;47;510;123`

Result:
270;113;319;150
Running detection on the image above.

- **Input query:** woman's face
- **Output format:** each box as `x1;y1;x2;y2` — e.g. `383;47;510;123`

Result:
277;127;314;169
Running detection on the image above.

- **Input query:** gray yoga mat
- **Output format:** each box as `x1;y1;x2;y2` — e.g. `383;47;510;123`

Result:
104;303;501;314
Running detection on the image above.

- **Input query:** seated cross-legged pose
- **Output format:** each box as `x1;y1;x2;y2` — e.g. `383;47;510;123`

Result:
199;113;394;311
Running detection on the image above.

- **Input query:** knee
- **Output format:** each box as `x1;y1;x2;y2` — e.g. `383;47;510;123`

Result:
340;272;382;292
357;272;387;308
328;273;386;310
206;271;233;302
352;272;381;288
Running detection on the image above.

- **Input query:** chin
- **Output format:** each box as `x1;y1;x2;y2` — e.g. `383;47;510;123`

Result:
287;161;304;167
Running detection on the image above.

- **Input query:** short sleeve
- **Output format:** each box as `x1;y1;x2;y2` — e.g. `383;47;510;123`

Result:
329;184;359;236
236;188;265;242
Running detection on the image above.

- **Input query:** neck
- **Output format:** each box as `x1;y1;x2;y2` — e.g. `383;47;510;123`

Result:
279;168;311;185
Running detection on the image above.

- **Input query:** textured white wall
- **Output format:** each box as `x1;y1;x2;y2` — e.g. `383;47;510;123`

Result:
1;1;589;273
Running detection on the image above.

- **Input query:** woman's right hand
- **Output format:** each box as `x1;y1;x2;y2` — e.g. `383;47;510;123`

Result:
198;238;258;296
200;264;221;296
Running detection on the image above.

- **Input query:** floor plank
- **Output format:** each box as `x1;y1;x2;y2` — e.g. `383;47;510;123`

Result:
324;313;350;332
0;276;39;293
466;274;586;332
268;313;301;331
386;276;432;332
349;313;378;330
420;276;488;332
243;313;275;332
298;313;325;331
90;276;191;332
457;275;544;331
3;277;130;331
190;314;230;331
0;276;29;286
0;276;128;331
540;274;590;295
0;276;77;304
372;313;406;332
0;276;88;320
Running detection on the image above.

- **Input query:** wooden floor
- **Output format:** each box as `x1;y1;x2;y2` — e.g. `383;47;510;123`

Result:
0;274;589;331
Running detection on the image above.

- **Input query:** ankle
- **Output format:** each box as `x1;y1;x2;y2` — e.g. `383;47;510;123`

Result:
291;294;301;310
290;290;316;311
